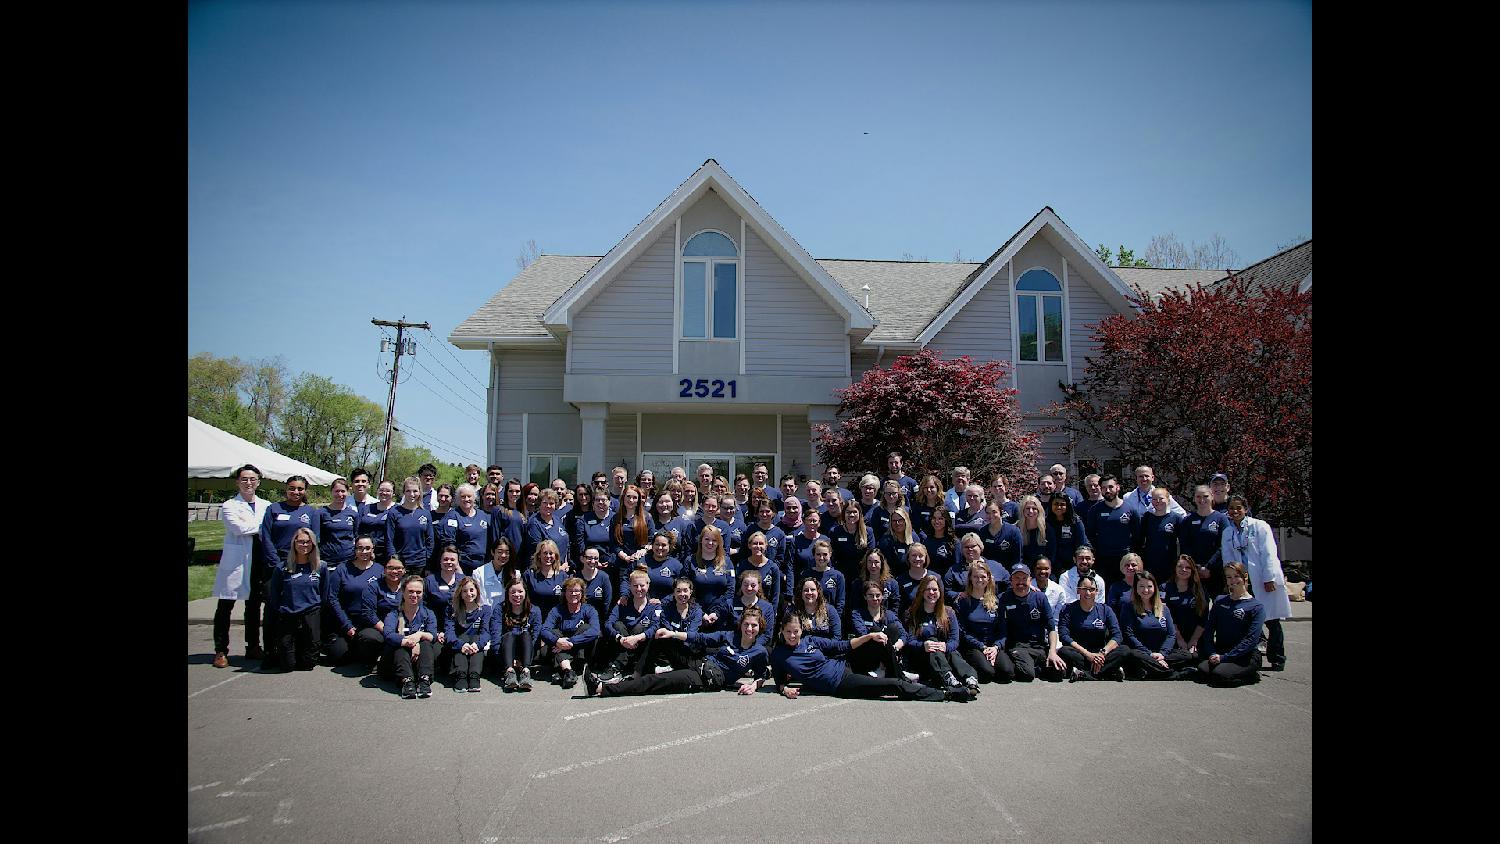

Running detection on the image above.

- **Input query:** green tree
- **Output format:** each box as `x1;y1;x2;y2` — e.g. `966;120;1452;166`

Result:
1095;244;1150;267
187;353;259;440
271;374;387;476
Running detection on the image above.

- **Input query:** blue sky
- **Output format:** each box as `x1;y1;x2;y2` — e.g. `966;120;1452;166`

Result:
188;0;1312;469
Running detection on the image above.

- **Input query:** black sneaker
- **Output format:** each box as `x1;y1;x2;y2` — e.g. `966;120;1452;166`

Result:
1267;661;1286;672
469;673;482;692
941;671;961;689
559;668;577;689
401;679;417;699
417;677;433;698
583;670;602;696
943;687;975;702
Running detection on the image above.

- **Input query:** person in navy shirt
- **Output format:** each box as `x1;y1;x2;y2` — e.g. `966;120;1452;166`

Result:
784;506;825;585
492;582;542;692
721;569;776;650
382;574;438;698
884;451;918;503
903;574;980;694
627;531;684;602
539;578;600;689
896;544;937;617
428;484;457;572
587;606;770;699
1057;578;1125;681
952;485;988;540
523;489;571;570
684;525;736;631
1163;555;1211;656
445;576;491;692
848;579;908;679
384;477;433;577
1181;485;1230;599
258;477;319;668
976;501;1024;571
352;555;407;665
771;613;969;702
791;575;842;641
610;485;652;571
317;477;358;568
868;482;907;542
266;528;328;671
1197;563;1267;686
999;563;1066;682
1085;475;1140;585
1108;553;1146;618
737;531;784;615
648;491;696;559
523;540;569;621
853;548;900;623
322;536;384;666
573;547;614;625
921;507;960;577
597;567;665;682
357;479;395;565
954;560;1008;686
637;577;703;673
827;504;875;581
447;484;492;576
911;474;945;537
1120;571;1195;680
877;507;918;574
1047;464;1086;510
1139;487;1185;583
986;474;1020;524
1044;495;1091;574
1015;495;1048;572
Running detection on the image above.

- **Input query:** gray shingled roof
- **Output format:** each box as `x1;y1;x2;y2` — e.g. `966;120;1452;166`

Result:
1219;239;1311;294
1113;267;1232;300
451;255;600;340
819;259;977;343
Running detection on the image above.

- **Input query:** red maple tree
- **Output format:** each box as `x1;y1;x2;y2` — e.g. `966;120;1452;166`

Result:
814;348;1040;487
1047;275;1312;529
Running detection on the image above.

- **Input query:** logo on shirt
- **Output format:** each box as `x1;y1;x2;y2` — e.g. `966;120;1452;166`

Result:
1091;618;1105;629
1163;523;1174;533
999;540;1011;550
298;513;310;525
1233;607;1246;620
418;515;428;526
1061;527;1072;539
1207;522;1219;533
1119;513;1130;524
1029;608;1041;620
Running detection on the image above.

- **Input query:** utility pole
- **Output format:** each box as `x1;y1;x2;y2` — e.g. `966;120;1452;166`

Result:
372;317;430;484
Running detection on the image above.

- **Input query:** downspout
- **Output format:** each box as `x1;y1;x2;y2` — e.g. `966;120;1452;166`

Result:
874;344;886;370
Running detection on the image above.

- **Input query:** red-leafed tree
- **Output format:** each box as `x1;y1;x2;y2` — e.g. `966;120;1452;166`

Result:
1047;275;1312;530
814;348;1040;487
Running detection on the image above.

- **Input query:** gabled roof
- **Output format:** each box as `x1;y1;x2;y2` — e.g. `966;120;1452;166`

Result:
819;259;978;344
1218;239;1311;294
451;256;601;345
539;160;875;336
914;208;1139;346
1113;267;1230;300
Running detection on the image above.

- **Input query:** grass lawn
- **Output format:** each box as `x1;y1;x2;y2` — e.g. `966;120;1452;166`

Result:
188;519;225;552
188;565;217;602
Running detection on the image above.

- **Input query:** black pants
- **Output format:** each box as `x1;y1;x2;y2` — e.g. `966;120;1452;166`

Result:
834;666;944;701
451;647;486;678
213;599;238;654
383;643;435;681
1006;643;1065;682
498;631;534;670
1197;656;1260;686
245;553;269;649
323;627;385;665
632;637;690;677
277;608;321;671
849;640;902;678
1265;619;1285;666
1058;646;1126;678
960;645;1005;683
604;632;652;677
600;668;708;697
1123;646;1195;679
902;647;976;685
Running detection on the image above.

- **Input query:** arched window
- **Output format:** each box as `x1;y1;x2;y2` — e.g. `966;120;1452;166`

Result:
1015;268;1063;363
681;231;738;339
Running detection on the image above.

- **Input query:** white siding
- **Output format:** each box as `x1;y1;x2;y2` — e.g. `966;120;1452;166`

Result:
779;415;811;482
929;265;1011;361
1065;259;1117;383
744;230;847;376
570;232;675;373
851;348;881;381
496;350;569;413
605;412;637;475
492;413;523;479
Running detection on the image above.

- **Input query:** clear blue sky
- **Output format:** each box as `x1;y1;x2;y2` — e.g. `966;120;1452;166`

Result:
188;0;1312;469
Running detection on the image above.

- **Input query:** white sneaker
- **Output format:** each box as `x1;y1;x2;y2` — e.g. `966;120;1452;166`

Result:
655;664;672;674
902;671;920;682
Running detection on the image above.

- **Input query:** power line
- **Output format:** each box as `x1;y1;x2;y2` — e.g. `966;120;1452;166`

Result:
421;328;491;395
408;355;487;415
414;334;488;400
407;372;488;426
395;419;486;465
371;317;430;484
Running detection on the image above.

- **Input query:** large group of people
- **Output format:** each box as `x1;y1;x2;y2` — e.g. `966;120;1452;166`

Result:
210;453;1293;701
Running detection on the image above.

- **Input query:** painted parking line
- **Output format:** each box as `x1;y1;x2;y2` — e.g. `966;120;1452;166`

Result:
598;730;933;842
563;698;667;721
188;672;248;699
532;700;852;780
187;816;250;835
187;781;222;793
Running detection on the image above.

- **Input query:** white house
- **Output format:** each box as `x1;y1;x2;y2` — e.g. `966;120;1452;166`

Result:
451;159;1303;488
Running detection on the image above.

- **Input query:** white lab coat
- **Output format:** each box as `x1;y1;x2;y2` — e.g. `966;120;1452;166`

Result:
1220;516;1290;620
214;494;268;601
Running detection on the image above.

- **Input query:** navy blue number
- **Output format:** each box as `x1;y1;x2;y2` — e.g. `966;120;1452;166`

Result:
710;379;725;398
694;379;710;397
679;379;692;398
728;379;737;398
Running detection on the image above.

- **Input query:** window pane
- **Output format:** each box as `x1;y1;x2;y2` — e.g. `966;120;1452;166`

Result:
682;262;706;338
735;455;775;486
528;456;552;488
1043;296;1063;361
683;231;737;257
1018;294;1038;361
556;456;579;488
1016;269;1061;292
687;455;732;481
713;263;737;338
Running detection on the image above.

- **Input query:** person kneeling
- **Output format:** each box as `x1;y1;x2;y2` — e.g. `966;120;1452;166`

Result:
771;614;973;702
586;607;770;698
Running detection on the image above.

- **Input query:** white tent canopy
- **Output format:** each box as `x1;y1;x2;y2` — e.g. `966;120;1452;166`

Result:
187;416;341;485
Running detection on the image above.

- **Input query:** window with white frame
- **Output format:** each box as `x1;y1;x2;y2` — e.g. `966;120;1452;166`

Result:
680;231;738;339
1016;268;1064;363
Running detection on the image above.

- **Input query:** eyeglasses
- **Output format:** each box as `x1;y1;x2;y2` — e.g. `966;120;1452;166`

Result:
1077;585;1097;592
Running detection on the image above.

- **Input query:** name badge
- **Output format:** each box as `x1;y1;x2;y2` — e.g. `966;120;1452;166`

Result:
439;585;450;591
276;514;290;521
447;520;458;528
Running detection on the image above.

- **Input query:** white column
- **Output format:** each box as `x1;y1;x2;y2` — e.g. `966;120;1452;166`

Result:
807;405;838;483
579;403;608;480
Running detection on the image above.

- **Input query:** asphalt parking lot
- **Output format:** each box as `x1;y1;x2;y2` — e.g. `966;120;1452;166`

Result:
188;616;1312;843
